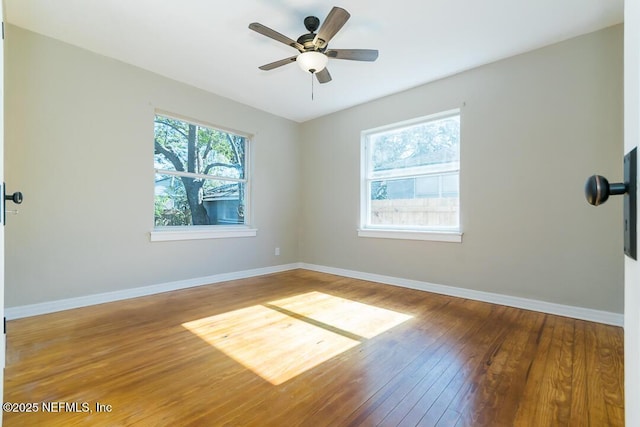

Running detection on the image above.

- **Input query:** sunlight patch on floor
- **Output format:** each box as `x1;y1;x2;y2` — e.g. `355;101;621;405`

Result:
182;291;412;385
269;291;413;339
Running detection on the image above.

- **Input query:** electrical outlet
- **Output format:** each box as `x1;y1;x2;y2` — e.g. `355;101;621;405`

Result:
275;247;280;256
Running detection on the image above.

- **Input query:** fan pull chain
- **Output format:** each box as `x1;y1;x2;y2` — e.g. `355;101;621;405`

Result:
311;72;315;101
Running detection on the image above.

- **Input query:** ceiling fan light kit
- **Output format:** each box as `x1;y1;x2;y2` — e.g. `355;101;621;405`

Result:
249;6;378;86
296;51;328;74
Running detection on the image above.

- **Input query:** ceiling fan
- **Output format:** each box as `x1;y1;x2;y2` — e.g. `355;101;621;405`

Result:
249;6;379;84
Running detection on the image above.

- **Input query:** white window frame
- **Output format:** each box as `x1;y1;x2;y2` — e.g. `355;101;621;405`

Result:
359;109;463;243
150;111;256;242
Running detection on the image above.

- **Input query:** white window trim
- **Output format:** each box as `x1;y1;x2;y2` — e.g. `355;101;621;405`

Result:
150;226;257;242
357;229;462;243
359;109;462;242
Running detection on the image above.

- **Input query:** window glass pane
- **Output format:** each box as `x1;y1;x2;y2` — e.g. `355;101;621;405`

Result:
442;173;459;197
202;180;245;225
386;178;415;199
200;130;246;179
155;174;245;226
154;117;189;172
369;115;460;173
369;179;458;228
155;173;192;226
415;176;440;198
154;115;245;179
370;181;387;200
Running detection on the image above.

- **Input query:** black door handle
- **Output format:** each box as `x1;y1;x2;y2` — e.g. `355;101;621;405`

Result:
584;147;637;259
3;183;24;225
584;175;627;206
5;191;23;205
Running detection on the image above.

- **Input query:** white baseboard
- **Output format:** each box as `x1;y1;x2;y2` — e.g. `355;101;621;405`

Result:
5;262;623;327
300;263;624;327
5;263;302;320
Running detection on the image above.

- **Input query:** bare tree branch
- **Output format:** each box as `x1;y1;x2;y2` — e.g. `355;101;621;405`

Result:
202;162;240;176
199;137;214;176
187;125;197;173
154;118;189;140
226;133;242;165
155;140;184;172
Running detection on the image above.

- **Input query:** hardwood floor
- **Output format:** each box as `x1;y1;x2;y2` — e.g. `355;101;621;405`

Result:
3;270;624;426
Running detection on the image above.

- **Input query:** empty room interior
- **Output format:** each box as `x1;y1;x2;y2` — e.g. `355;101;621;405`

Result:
1;1;637;426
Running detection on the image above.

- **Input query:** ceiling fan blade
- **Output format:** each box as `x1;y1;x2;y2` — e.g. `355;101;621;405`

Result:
258;56;298;71
316;68;332;84
313;7;350;49
325;49;379;61
249;23;304;51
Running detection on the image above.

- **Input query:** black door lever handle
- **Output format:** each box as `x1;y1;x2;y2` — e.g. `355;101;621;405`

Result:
5;191;23;205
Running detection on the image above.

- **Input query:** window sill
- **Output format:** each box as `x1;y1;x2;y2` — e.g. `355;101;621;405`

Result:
357;229;463;243
150;227;258;242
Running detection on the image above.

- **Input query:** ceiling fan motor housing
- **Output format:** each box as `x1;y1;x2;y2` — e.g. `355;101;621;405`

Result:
297;33;321;51
304;16;320;33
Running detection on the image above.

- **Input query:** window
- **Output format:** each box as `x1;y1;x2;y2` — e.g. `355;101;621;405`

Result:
151;113;255;241
360;109;461;242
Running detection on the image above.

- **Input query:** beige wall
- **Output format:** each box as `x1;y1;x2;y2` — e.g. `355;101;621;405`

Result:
5;24;624;314
299;25;624;312
4;25;301;306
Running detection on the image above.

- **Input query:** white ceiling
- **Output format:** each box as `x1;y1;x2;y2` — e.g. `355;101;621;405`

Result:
5;0;623;123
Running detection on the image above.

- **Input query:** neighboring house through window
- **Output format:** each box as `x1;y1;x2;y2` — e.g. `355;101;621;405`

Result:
359;109;462;242
151;112;255;241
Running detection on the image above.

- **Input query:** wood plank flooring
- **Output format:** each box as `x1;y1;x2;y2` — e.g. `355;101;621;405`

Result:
3;269;624;426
